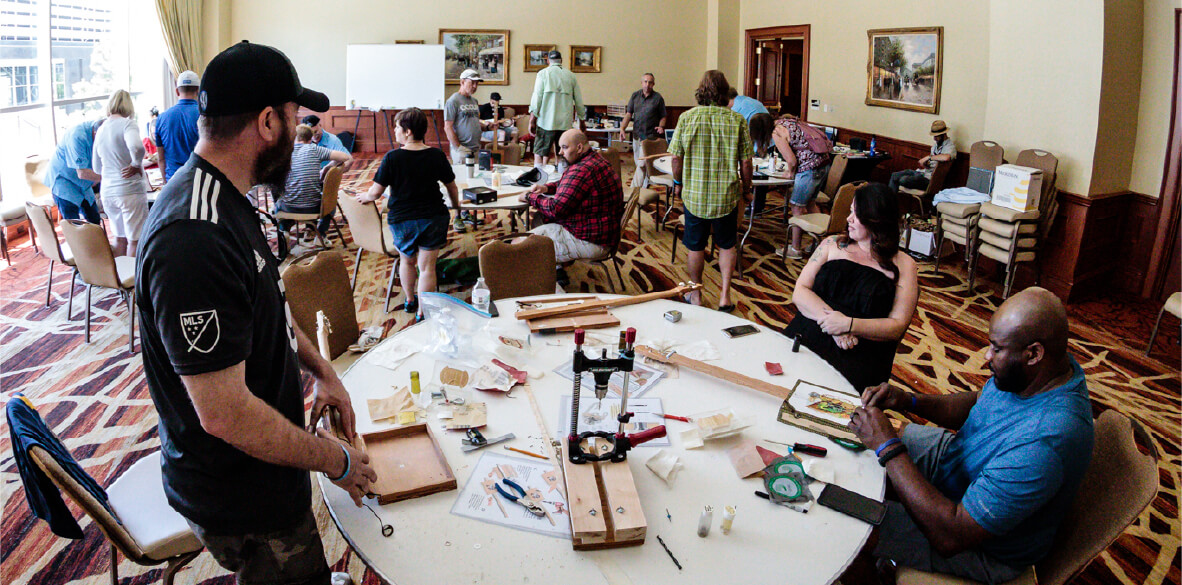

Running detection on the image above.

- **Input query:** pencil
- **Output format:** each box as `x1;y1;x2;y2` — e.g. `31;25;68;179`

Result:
504;445;548;460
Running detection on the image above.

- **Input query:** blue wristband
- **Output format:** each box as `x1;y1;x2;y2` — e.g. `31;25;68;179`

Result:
327;443;351;482
874;438;901;458
910;393;918;411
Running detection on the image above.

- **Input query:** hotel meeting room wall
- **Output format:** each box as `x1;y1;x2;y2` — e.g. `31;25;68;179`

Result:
1130;0;1176;198
1088;0;1144;197
207;0;711;108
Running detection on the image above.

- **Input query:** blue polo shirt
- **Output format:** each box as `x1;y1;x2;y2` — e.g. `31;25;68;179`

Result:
45;120;100;206
730;95;769;122
316;130;348;167
154;98;200;181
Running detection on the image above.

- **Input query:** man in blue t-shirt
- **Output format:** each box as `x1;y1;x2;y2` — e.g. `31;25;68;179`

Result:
727;87;769;122
45;118;103;224
848;287;1094;584
154;70;201;182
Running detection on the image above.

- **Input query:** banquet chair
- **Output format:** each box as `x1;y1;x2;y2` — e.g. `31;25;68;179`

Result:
337;194;401;312
1;196;33;265
815;152;849;208
282;250;362;373
1145;291;1182;356
780;180;862;262
477;234;557;300
898;158;952;218
59;220;136;352
933;141;1005;275
274;165;345;248
26;202;78;314
575;185;642;292
896;410;1159;585
10;396;203;585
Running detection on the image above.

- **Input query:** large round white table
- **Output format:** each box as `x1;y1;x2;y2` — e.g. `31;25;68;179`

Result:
446;163;540;230
321;295;884;585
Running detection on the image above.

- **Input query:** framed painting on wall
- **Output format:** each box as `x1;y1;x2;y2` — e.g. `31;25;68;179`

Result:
865;27;942;114
524;44;556;72
569;45;602;73
440;29;509;85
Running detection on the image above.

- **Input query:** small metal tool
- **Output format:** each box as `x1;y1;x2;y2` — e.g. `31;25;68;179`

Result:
494;478;546;516
461;429;515;452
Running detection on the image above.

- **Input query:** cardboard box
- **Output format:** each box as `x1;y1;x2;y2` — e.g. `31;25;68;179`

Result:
990;164;1043;212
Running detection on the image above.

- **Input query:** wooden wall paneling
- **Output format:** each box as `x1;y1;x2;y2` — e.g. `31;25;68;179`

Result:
830;126;970;186
1115;194;1161;294
1040;192;1133;301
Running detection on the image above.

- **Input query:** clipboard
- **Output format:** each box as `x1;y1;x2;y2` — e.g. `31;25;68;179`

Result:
776;380;902;445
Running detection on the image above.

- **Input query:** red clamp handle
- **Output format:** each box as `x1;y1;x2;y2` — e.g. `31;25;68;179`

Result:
574;328;585;345
627;425;667;446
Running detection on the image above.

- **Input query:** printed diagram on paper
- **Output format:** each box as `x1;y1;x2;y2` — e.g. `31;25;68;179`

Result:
450;452;571;539
552;358;665;399
787;381;861;426
557;396;671;447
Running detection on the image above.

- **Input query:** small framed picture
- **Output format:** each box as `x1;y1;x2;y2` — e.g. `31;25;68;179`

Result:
524;44;556;72
569;45;601;73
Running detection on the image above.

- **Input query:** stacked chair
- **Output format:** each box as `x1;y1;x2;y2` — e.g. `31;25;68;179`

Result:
969;149;1059;298
933;141;1004;275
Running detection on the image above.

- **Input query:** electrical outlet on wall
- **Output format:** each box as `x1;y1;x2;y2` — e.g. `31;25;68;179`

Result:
823;105;834;113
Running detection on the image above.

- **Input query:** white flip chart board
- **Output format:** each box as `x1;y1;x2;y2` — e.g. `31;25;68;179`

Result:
346;44;445;111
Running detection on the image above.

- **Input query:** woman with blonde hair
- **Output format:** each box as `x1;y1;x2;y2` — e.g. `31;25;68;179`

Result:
92;89;148;257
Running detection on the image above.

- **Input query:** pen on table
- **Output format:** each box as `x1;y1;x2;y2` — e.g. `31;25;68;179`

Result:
504;445;548;460
754;491;809;513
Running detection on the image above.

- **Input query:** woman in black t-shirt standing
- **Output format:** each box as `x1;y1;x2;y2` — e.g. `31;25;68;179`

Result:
357;108;461;318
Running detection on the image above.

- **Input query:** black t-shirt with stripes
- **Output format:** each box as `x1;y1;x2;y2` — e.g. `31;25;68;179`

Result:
135;153;308;535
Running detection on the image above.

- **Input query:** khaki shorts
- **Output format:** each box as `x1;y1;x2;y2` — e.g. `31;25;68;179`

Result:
531;222;608;263
533;128;563;156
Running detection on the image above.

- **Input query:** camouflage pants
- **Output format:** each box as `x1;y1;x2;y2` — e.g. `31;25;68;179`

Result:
187;508;332;585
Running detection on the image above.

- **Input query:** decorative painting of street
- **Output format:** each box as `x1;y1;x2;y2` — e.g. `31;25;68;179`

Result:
440;29;509;85
866;27;943;114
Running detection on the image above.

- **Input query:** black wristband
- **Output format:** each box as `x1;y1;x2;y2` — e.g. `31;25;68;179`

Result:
878;443;908;467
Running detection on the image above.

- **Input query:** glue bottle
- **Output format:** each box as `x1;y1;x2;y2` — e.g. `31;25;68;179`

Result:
410;371;427;408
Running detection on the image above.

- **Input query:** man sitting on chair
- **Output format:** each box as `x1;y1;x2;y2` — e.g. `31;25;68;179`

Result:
523;129;624;283
275;124;352;245
888;120;956;193
845;287;1094;584
480;92;517;144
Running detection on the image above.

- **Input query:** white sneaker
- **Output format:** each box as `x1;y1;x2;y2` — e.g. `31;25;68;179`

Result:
331;572;353;585
778;245;803;259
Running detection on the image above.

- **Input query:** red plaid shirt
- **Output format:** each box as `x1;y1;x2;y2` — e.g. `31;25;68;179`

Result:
525;151;624;248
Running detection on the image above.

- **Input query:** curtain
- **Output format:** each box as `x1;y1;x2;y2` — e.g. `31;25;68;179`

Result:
154;0;204;76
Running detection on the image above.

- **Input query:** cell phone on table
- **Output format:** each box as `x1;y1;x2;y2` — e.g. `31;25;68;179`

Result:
722;324;759;338
487;300;499;318
817;483;887;525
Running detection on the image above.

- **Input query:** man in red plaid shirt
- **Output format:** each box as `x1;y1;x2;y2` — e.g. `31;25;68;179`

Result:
524;129;624;280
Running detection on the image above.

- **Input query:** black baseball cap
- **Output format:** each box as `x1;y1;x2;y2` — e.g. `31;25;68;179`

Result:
548;50;562;60
199;40;329;116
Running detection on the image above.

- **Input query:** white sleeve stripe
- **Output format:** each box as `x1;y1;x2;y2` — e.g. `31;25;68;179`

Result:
189;168;204;220
208;179;221;224
199;171;213;220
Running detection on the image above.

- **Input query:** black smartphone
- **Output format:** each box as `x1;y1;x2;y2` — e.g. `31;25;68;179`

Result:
817;483;887;525
722;324;759;338
487;300;499;318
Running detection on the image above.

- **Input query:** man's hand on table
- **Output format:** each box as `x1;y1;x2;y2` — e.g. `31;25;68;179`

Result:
861;382;910;412
848;404;899;452
316;427;377;507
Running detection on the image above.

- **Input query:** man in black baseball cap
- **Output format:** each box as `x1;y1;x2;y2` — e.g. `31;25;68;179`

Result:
136;40;373;585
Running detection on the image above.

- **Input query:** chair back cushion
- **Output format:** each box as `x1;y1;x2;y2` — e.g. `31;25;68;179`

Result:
60;220;121;289
478;234;557;300
969;141;1005;171
1036;410;1159;585
281;250;359;360
603;147;623;184
25;202;69;264
500;143;524;165
320;165;343;217
826;181;863;233
821;153;849;198
337;195;387;254
25;157;51;199
925;159;953;196
1015;149;1059;201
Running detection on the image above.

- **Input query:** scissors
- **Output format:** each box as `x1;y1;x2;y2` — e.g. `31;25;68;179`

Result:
494;479;546;517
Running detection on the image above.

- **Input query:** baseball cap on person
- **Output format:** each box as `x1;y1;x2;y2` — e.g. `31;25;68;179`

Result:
199;40;329;116
176;70;199;88
459;69;483;82
547;50;562;61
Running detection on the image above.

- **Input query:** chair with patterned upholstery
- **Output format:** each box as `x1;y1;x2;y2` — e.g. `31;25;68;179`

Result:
933;141;1005;275
896;410;1159;585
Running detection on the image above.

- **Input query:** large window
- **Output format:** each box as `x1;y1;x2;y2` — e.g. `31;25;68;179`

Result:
0;0;168;201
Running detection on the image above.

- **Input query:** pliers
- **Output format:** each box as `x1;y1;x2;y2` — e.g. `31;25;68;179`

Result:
494;478;546;516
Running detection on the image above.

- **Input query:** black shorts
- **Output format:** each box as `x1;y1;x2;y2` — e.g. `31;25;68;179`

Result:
682;205;738;252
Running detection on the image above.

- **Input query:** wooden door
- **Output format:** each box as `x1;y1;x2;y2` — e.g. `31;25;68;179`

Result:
758;41;782;104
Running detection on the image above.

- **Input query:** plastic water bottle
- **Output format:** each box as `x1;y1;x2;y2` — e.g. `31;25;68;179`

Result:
869;136;877;156
472;278;491;313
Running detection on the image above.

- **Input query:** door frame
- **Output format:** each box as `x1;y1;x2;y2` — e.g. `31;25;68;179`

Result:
744;25;810;120
1143;9;1182;300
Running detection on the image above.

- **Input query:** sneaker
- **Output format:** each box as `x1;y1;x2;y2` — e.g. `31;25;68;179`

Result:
804;240;819;256
778;244;803;259
330;572;354;585
461;210;476;226
452;216;467;233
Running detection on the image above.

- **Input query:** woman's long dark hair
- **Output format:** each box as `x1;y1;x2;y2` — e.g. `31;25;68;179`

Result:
838;182;901;282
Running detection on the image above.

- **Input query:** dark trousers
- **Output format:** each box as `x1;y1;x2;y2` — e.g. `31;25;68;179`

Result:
53;196;102;225
889;169;929;193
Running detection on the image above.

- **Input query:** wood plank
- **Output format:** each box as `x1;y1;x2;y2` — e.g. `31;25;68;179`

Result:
528;311;620;333
362;423;456;504
598;458;647;544
514;284;701;321
562;449;607;546
635;345;791;400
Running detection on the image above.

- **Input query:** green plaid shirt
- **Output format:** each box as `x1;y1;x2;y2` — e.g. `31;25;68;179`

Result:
668;106;754;219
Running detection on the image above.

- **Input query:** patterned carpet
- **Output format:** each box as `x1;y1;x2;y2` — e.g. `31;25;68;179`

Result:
1;153;1178;585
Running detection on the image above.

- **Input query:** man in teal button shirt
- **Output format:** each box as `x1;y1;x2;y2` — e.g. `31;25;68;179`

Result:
45;118;104;224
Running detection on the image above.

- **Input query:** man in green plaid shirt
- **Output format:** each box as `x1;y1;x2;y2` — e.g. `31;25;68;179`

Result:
669;70;754;312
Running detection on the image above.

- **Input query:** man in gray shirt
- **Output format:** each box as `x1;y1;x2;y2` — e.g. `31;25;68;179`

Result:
889;119;957;193
619;72;667;187
445;69;493;163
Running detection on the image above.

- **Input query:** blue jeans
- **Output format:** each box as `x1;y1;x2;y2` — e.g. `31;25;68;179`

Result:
53;195;102;225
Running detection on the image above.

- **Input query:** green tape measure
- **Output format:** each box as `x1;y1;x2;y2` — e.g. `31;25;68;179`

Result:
765;473;804;500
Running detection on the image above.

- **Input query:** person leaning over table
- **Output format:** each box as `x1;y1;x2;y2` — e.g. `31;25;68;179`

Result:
356;107;462;320
770;113;832;260
669;70;754;313
843;287;1093;585
45;117;104;225
522;129;624;286
136;40;374;585
782;182;918;391
618;72;667;188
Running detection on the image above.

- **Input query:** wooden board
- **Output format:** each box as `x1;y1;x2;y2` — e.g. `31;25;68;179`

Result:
635;345;792;400
562;439;647;550
361;423;457;504
528;311;620;333
514;283;701;321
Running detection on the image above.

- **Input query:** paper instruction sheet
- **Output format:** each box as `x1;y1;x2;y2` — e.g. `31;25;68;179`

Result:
449;452;571;539
557;396;671;447
552;358;665;399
